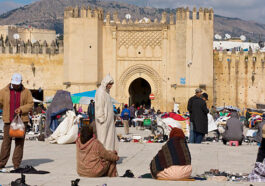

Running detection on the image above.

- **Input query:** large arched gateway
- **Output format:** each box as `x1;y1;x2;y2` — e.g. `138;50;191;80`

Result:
129;78;151;108
117;64;163;110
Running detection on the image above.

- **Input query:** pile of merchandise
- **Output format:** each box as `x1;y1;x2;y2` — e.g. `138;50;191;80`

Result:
248;115;263;128
196;169;249;182
246;108;265;128
117;134;166;143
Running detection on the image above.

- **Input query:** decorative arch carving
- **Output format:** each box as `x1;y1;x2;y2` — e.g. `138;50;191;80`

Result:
117;64;162;101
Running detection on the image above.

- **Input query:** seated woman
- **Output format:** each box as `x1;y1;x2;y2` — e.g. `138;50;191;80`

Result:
150;128;192;180
222;112;244;145
76;125;119;177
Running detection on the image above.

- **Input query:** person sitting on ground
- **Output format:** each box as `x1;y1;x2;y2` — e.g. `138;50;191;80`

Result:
150;128;192;180
76;125;119;177
222;112;244;145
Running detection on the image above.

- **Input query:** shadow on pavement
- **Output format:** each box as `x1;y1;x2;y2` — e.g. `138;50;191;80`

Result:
4;158;54;168
21;158;54;167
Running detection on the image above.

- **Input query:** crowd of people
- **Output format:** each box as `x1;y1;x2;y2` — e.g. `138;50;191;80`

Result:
0;73;265;182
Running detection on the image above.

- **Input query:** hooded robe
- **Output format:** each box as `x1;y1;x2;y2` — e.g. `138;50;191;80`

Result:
95;75;118;151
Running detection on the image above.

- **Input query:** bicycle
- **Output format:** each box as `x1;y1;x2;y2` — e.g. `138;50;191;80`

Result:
143;115;164;140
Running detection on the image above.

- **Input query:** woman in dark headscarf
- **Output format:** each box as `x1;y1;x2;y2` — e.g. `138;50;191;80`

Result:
150;128;192;180
222;112;244;145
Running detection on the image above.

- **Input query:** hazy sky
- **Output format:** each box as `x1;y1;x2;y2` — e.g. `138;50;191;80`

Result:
0;0;264;24
0;0;36;15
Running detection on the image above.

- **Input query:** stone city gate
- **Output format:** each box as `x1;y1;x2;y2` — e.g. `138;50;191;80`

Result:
63;7;214;111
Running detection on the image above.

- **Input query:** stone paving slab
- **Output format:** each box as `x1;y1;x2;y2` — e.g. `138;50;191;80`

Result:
0;127;263;186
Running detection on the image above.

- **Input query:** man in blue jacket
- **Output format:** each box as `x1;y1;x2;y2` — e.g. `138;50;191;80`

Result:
121;104;130;135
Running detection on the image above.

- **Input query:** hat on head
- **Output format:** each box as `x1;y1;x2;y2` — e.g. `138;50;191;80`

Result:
195;88;202;93
11;73;22;85
202;93;209;100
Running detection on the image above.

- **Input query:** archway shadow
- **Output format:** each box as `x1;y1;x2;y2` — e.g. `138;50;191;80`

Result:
117;157;127;164
129;78;151;108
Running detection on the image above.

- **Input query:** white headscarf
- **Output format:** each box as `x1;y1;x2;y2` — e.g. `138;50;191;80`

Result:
100;74;114;93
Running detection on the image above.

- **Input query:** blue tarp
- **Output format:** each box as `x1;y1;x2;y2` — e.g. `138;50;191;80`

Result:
72;90;120;105
72;90;96;98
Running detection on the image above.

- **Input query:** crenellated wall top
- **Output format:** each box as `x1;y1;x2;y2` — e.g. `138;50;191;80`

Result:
214;50;265;63
214;49;265;55
0;36;63;55
64;6;214;24
64;6;104;20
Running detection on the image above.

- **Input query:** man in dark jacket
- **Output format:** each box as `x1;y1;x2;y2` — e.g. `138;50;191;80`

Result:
87;100;95;122
187;88;209;143
0;73;33;169
187;88;201;143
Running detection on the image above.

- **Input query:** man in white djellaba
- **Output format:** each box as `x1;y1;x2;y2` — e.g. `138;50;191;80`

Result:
95;74;118;152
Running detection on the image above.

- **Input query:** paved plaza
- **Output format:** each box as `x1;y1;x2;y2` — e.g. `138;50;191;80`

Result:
0;127;263;186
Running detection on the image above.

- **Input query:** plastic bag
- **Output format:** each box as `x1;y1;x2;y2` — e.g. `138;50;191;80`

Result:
9;115;25;138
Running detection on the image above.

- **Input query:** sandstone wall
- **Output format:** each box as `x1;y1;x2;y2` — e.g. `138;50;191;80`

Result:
64;7;104;93
0;49;264;111
214;50;265;110
173;7;214;112
0;53;63;99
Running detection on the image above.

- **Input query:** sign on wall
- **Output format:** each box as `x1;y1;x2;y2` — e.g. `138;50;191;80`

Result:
180;77;186;85
149;93;155;100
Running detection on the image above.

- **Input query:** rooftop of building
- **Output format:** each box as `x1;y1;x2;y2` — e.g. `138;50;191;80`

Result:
213;41;265;52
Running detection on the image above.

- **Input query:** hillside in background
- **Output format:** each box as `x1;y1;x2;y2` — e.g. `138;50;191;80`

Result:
0;0;264;42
